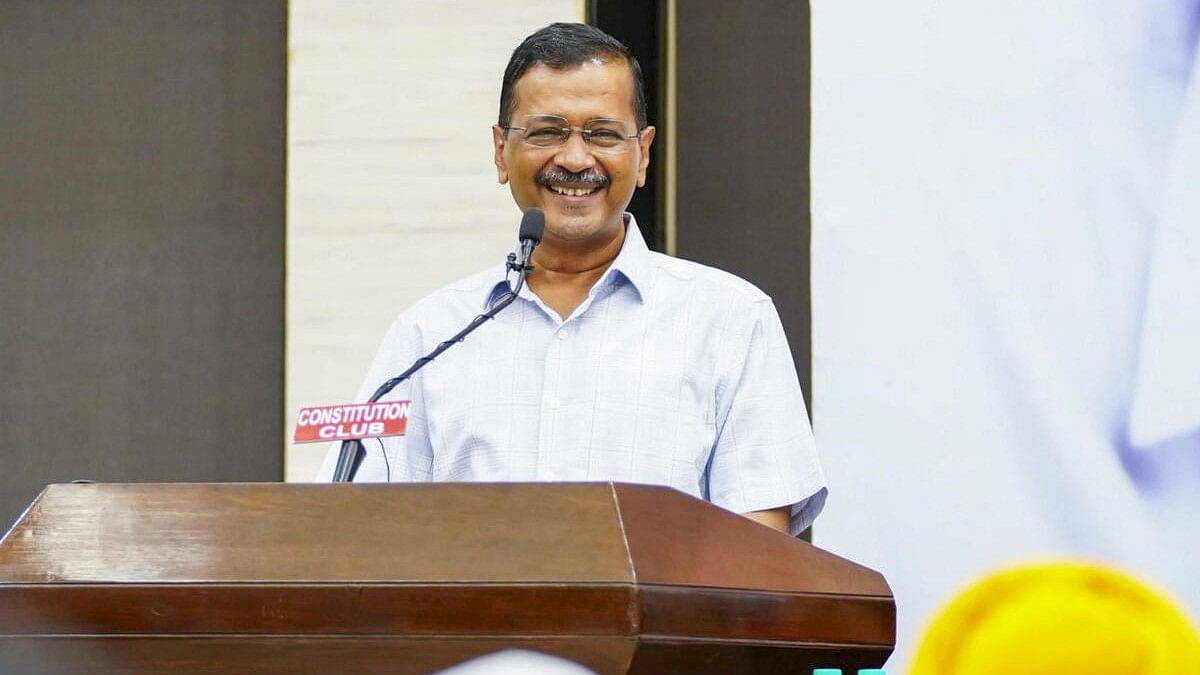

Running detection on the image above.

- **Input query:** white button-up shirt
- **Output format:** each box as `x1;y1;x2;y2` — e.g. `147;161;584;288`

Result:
319;215;826;535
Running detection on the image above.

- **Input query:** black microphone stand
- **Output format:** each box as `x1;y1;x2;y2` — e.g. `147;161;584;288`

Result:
330;247;537;483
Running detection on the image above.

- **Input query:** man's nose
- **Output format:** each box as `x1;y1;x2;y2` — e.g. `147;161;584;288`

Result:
553;130;596;173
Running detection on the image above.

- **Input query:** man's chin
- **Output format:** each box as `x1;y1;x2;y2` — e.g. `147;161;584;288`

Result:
541;211;622;243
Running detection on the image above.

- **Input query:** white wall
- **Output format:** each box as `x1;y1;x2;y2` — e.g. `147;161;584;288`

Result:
286;1;582;481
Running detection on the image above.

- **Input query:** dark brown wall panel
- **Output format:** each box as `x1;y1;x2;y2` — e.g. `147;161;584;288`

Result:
674;1;812;405
588;0;665;250
0;1;286;529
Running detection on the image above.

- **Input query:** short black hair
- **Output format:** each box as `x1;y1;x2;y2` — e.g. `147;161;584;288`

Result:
499;22;648;130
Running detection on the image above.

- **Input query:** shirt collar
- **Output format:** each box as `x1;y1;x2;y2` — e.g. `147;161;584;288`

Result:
483;212;652;310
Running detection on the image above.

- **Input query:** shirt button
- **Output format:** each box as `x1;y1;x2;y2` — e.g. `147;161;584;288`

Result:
556;330;567;340
549;396;561;409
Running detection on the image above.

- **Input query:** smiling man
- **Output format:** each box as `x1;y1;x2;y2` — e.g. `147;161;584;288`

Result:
320;23;826;535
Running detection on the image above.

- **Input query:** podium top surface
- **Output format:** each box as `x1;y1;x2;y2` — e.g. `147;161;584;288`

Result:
0;483;897;672
0;482;890;598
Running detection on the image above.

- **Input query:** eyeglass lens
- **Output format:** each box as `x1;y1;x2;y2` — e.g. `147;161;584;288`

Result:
518;115;635;150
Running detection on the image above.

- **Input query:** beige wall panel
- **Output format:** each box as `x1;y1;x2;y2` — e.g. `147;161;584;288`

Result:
288;1;582;480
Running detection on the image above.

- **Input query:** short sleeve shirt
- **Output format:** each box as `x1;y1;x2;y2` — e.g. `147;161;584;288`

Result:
319;214;827;535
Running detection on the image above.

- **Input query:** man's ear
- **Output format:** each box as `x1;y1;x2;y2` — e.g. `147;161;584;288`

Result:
635;125;656;188
492;125;509;184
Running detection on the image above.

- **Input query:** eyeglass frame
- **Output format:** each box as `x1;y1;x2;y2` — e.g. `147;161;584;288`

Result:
501;114;646;152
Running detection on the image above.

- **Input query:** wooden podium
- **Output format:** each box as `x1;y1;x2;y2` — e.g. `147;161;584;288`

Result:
0;483;894;674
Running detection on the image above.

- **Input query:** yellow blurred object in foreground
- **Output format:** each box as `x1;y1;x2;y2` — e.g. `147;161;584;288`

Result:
910;561;1200;675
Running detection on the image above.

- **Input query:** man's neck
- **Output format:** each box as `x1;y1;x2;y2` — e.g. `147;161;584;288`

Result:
525;221;627;321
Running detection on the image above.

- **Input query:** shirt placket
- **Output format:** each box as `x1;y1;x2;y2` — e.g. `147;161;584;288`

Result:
536;320;570;480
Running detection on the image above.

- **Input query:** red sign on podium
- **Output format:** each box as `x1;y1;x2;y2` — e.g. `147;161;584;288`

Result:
293;401;410;443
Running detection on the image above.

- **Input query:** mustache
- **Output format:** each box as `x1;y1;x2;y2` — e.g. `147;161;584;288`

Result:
537;168;609;187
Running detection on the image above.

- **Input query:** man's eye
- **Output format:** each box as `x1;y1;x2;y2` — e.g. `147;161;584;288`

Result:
526;128;564;140
587;129;624;144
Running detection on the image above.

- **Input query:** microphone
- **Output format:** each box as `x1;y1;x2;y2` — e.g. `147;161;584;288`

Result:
507;207;545;279
330;208;546;482
519;207;545;242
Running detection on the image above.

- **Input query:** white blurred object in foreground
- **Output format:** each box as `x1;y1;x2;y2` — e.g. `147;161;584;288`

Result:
436;650;597;674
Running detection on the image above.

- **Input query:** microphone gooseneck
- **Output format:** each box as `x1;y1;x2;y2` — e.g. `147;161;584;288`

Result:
331;208;546;482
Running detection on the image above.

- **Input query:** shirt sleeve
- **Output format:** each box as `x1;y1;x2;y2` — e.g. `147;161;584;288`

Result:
315;314;434;483
706;298;828;536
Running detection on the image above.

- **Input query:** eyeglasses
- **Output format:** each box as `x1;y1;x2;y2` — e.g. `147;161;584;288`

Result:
504;114;642;153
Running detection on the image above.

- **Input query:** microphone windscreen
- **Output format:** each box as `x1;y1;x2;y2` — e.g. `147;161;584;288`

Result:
519;208;545;243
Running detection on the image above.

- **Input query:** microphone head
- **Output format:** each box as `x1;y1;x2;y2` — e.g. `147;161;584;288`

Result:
519;208;545;244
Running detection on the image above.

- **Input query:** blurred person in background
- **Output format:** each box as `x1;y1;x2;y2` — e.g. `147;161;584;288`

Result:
812;0;1200;668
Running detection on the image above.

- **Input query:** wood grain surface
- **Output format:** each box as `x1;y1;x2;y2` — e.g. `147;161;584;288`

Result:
0;482;895;674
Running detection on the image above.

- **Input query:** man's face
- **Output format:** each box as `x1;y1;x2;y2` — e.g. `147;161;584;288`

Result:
493;59;655;246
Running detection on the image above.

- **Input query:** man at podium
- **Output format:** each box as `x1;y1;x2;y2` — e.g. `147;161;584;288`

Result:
319;23;826;536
